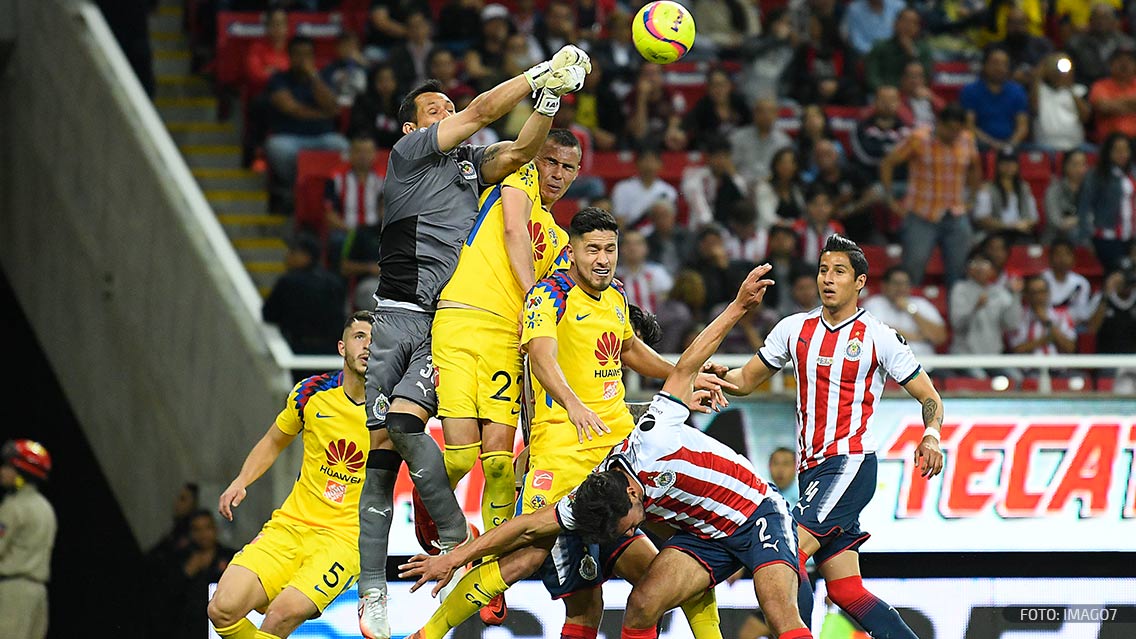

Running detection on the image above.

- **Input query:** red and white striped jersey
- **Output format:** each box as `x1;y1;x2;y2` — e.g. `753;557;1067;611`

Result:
556;393;781;540
618;262;673;315
325;169;384;230
1006;306;1075;355
758;308;922;471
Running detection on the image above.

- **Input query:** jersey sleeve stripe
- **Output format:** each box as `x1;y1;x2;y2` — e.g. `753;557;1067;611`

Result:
465;185;502;246
293;371;344;423
898;365;922;385
756;350;780;371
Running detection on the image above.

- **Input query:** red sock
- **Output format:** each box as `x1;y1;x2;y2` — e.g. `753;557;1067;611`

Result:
621;626;658;639
798;549;810;579
778;628;813;639
562;624;598;639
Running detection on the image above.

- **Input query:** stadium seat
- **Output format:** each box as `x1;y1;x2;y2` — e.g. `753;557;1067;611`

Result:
1074;246;1104;278
552;198;581;227
293;149;390;236
931;61;976;103
942;377;1011;392
1006;244;1047;276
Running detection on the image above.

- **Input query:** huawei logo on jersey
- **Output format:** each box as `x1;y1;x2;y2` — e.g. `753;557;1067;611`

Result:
529;220;547;260
595;332;622;366
326;439;365;473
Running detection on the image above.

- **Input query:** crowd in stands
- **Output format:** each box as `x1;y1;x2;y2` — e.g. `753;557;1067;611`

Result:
184;0;1136;384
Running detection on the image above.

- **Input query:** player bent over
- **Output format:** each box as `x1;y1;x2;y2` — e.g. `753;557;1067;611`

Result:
723;235;944;636
208;312;387;639
431;129;583;623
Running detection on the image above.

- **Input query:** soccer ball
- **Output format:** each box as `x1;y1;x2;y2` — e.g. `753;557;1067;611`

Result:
632;1;696;64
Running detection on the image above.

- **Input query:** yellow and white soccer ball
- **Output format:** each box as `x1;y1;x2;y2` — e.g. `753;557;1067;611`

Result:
631;1;696;65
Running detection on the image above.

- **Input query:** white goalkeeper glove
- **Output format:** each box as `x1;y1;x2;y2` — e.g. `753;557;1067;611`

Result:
543;66;586;97
524;61;552;95
551;44;591;74
534;90;561;117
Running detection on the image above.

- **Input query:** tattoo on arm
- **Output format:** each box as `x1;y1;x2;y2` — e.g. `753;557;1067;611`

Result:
482;144;502;167
922;397;942;429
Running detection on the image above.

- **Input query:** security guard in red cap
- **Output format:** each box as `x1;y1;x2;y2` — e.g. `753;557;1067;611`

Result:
0;439;56;639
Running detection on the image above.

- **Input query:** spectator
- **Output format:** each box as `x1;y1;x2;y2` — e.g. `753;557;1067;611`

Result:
321;31;368;108
960;47;1030;151
575;60;625;150
428;48;474;97
1068;3;1135;86
768;448;799;505
949;248;1024;361
342;225;383;312
617;230;673;315
610;148;678;228
644;200;693;273
809;138;875;242
980;231;1017;287
865;8;932;92
552;95;604;200
1031;53;1090;152
737;8;797;105
796;104;845;179
881;103;981;287
1042;237;1094;323
244;8;290;99
973;148;1040;241
785;14;860;105
349;63;402;149
852;86;911;172
792;185;845;262
162;511;236;639
387;10;434;94
590;10;640;101
534;1;577;59
1008;275;1077;355
1089;46;1136;141
436;0;482;45
729;97;793;181
324;135;384;268
1078;132;1136;272
863;266;948;355
778;266;821;318
762;224;811;311
1056;0;1122;34
897;60;944;128
693;0;761;57
464;4;513;93
265;37;349;196
365;0;420;58
682;133;754;228
1088;257;1136;362
627;62;688;151
1043;149;1089;244
841;0;905;56
683;68;751;147
1000;6;1052;84
656;269;708;353
755;146;806;227
262;233;346;354
686;224;756;309
576;0;613;35
722;204;767;264
147;483;200;565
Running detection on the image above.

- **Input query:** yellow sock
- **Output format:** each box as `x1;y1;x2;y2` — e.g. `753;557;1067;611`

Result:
444;441;481;488
480;451;515;531
681;588;722;639
254;631;281;639
422;560;509;639
213;619;257;639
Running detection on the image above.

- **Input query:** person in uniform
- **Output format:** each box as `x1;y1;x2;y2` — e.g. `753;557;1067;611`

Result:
0;439;56;639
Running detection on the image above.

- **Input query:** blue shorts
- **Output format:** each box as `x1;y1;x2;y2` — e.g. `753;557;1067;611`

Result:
536;530;644;599
662;496;799;587
793;454;876;565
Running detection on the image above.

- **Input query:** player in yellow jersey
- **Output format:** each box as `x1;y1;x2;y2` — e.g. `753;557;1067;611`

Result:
395;209;731;639
207;312;392;639
429;129;581;622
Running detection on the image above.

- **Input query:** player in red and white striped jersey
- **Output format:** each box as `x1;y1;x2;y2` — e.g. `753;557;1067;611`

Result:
723;235;944;638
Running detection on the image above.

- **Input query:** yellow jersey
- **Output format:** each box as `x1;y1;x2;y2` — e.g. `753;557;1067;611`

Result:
440;162;570;320
272;371;369;541
521;273;635;455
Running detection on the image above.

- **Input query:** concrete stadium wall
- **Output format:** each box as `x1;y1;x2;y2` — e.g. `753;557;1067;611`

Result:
0;0;295;547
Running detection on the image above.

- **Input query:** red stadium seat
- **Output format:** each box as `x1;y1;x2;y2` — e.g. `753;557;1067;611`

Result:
216;12;343;93
942;377;1008;392
931;61;976;103
293;149;390;236
1074;246;1104;278
1006;244;1048;276
1018;150;1053;181
1095;375;1115;392
552;198;581;227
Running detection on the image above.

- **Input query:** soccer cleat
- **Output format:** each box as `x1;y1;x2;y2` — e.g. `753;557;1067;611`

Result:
358;588;390;639
412;487;441;555
479;592;509;626
435;523;479;602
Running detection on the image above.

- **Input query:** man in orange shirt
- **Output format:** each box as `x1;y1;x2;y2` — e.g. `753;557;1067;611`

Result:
1089;46;1136;140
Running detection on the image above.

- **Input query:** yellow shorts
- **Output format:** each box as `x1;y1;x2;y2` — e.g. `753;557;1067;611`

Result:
230;517;359;613
432;307;522;426
518;445;612;514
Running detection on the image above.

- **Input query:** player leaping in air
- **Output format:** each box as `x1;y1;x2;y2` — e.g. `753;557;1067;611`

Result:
722;234;945;636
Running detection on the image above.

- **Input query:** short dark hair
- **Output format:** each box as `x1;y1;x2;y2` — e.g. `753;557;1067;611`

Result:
546;128;581;150
288;35;314;55
569;207;619;239
882;266;910;283
344;310;375;331
769;224;797;241
703;133;731;155
183;482;200;500
820;234;869;278
1024;274;1048;291
572;469;632;544
982;44;1009;65
937;102;967;124
769;447;795;461
188;508;215;524
805;183;832;203
399;79;447;126
629;304;662;348
1050;236;1076;254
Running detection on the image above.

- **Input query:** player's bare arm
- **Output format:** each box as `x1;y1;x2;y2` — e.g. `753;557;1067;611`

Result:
663;265;775;406
525;335;610;442
398;505;562;596
902;371;945;478
479;111;555;184
501;184;538;293
217;423;296;521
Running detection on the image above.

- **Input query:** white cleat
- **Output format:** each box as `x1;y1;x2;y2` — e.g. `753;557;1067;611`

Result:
358;588;391;639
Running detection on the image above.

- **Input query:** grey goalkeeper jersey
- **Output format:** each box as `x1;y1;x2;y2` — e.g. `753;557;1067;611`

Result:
376;122;488;309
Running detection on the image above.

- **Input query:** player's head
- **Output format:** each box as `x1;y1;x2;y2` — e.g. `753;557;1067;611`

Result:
339;311;374;378
768;447;796;491
568;207;620;295
400;79;455;134
817;234;868;312
535;129;582;206
629;304;662;348
572;468;646;544
1;439;51;488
